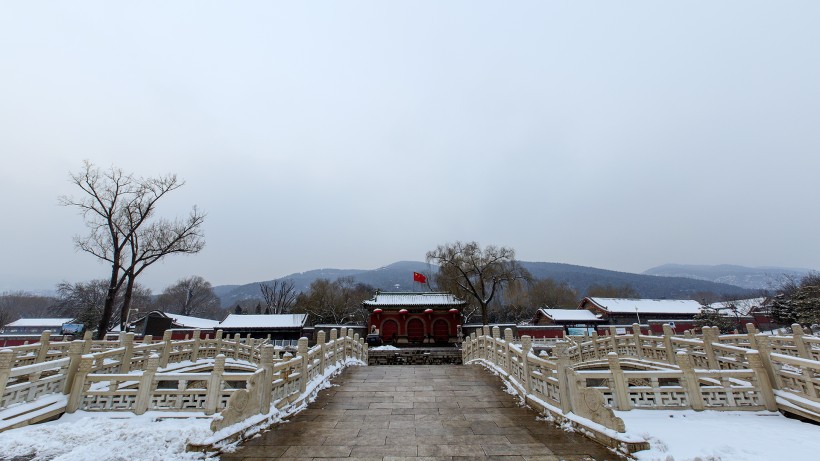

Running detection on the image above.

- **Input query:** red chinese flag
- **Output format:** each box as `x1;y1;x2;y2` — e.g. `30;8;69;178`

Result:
413;272;427;283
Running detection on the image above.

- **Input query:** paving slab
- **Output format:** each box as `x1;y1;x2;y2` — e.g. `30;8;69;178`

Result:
221;365;624;461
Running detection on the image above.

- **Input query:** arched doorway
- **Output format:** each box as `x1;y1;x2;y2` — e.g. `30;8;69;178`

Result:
406;318;425;343
432;319;450;343
381;319;399;343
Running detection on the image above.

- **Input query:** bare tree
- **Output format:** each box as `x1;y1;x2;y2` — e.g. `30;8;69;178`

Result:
157;276;222;319
292;277;372;325
426;241;531;325
259;279;297;314
56;279;152;332
0;291;57;328
118;208;205;329
60;161;205;338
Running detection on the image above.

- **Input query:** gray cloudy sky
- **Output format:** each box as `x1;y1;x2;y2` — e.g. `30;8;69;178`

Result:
1;1;819;293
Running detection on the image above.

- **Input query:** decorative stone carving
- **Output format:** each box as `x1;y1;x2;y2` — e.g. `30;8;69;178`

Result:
210;369;264;432
572;386;626;433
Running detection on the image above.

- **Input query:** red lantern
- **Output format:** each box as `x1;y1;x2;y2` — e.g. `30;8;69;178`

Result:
449;308;459;314
424;308;433;314
373;308;382;314
399;309;408;315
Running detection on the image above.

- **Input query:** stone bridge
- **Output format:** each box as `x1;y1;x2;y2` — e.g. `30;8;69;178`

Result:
2;323;819;459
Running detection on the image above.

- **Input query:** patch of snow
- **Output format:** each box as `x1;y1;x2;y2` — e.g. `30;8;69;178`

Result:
0;358;365;461
369;345;400;350
618;409;820;461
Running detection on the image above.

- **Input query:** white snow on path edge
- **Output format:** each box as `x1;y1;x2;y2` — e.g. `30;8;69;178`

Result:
618;409;820;461
0;359;365;461
2;360;820;461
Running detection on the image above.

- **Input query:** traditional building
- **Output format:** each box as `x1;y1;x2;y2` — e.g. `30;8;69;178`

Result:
132;311;220;338
532;308;606;334
362;292;466;345
217;313;308;342
579;297;703;333
706;297;774;332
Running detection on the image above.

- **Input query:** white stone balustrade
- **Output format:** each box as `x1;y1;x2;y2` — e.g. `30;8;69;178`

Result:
464;323;819;424
1;328;367;432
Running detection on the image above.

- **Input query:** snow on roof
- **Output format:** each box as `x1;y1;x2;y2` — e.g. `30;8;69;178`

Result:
362;292;466;307
218;314;307;329
707;297;768;316
538;309;602;322
5;318;74;327
586;297;702;314
165;313;220;329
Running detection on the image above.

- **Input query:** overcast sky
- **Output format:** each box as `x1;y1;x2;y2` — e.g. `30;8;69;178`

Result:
1;1;818;293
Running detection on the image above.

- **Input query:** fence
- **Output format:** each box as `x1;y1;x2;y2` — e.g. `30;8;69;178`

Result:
1;327;367;432
463;323;820;431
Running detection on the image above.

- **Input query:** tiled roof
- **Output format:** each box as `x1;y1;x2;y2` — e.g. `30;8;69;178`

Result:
538;309;602;322
362;292;466;307
586;297;702;314
5;318;74;327
219;314;307;329
166;313;220;329
707;297;768;316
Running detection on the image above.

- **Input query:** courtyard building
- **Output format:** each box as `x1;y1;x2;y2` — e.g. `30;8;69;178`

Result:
362;291;466;345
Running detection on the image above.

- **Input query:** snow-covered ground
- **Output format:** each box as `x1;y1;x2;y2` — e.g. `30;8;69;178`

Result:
369;344;400;350
2;384;819;460
618;409;820;461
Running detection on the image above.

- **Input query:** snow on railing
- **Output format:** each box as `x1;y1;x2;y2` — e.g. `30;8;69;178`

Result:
1;327;368;429
465;323;820;425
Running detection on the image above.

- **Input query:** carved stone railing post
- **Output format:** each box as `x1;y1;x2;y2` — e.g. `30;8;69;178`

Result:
607;352;631;411
554;343;573;414
35;330;51;363
702;327;719;370
134;354;159;415
353;333;360;361
791;324;810;359
329;329;338;364
754;334;781;390
677;351;704;411
745;350;778;411
214;329;223;356
143;335;153;345
521;336;532;394
160;330;173;368
66;355;94;413
259;345;275;413
191;329;202;362
662;324;676;365
504;328;514;373
632;324;643;358
62;340;85;395
120;333;135;373
0;349;13;399
82;331;93;354
590;331;600;359
491;327;500;365
298;338;309;394
205;354;226;416
340;327;348;361
233;334;241;360
608;326;618;352
746;323;758;349
317;331;327;374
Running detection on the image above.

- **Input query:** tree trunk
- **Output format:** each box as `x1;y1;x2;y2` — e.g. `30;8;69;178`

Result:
96;260;120;340
120;271;136;331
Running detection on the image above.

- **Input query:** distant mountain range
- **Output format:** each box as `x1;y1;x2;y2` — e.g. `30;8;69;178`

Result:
213;260;771;307
643;264;814;290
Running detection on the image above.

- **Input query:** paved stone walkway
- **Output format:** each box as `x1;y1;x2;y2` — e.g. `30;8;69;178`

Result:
220;365;623;461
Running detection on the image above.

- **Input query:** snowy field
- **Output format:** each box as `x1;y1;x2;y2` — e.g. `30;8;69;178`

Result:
618;409;820;461
1;405;818;460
